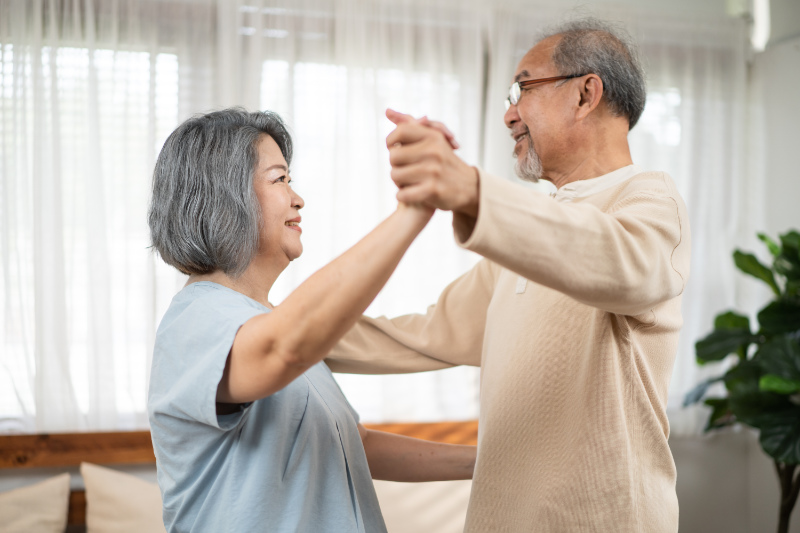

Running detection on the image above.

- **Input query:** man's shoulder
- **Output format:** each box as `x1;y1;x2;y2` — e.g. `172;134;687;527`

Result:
620;170;680;197
594;170;686;211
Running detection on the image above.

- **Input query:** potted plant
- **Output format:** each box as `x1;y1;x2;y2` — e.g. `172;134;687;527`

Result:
684;230;800;533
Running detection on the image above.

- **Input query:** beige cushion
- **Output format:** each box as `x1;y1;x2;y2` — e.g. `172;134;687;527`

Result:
374;479;471;533
80;462;166;533
0;473;70;533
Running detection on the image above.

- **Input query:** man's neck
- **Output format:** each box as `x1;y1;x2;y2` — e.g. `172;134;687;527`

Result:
546;153;634;190
544;118;634;189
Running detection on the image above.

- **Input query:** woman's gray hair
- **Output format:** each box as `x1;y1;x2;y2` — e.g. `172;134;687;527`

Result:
148;107;293;277
539;18;646;130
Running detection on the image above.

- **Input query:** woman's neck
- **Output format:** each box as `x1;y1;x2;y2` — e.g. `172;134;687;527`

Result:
187;258;286;309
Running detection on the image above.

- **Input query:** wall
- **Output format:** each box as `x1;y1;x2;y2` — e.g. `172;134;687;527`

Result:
746;28;800;533
671;430;800;533
753;35;800;236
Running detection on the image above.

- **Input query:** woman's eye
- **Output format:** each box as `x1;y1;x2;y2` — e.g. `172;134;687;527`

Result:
275;176;286;183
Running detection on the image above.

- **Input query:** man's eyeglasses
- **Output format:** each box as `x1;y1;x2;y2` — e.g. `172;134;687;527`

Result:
504;75;585;110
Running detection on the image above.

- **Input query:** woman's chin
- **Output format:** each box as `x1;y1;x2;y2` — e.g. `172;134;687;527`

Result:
288;246;303;262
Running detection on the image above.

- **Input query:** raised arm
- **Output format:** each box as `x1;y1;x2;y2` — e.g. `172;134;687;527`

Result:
326;258;498;374
457;170;690;316
385;117;690;317
216;204;433;404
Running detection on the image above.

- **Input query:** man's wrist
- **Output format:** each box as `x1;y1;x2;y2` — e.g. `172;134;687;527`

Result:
456;166;480;219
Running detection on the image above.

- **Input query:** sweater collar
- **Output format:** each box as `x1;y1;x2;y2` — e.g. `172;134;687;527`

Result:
551;164;643;203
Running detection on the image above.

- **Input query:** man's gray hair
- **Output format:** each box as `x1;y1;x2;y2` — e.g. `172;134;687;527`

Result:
148;107;293;277
539;18;646;130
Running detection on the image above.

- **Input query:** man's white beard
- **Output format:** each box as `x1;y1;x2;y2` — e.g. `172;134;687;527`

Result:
513;134;542;183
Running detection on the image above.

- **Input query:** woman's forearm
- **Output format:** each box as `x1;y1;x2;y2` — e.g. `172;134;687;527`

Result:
273;204;431;363
362;429;476;482
222;205;433;402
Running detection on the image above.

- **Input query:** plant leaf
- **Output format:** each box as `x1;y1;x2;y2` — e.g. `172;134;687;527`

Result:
758;233;781;257
753;408;800;464
776;231;800;287
725;360;787;427
703;397;733;432
780;230;800;254
757;300;800;335
759;374;800;394
683;375;725;406
734;250;780;295
714;310;751;330
695;328;757;364
757;336;800;381
787;279;800;298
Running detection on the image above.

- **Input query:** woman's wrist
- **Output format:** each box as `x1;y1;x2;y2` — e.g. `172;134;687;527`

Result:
396;202;435;229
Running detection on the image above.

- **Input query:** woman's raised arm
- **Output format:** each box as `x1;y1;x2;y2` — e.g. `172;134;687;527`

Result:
216;204;433;404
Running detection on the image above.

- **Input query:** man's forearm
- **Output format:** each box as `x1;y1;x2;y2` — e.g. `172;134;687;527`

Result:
362;429;476;482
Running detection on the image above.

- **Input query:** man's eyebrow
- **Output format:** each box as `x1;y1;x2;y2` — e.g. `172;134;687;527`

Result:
514;70;531;83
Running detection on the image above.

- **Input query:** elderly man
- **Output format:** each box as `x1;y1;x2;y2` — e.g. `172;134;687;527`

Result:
328;18;690;532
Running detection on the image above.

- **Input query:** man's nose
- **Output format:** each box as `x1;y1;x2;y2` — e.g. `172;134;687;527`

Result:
504;103;519;129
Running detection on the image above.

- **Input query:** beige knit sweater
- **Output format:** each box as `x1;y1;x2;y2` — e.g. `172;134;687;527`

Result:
328;166;691;532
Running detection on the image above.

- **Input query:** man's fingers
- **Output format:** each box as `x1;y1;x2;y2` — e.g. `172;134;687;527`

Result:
396;182;436;205
386;108;417;125
419;117;460;149
386;109;459;149
388;140;440;168
390;161;433;188
386;122;435;149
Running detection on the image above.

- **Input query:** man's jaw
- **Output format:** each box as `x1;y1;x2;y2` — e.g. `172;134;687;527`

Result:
511;129;543;183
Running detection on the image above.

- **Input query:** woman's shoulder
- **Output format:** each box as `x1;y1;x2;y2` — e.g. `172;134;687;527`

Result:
152;282;269;369
161;282;267;327
177;281;267;309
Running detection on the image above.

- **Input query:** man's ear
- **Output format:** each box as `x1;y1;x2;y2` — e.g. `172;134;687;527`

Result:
576;74;604;121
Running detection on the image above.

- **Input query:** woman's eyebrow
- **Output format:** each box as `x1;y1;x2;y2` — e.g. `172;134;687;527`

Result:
265;164;288;172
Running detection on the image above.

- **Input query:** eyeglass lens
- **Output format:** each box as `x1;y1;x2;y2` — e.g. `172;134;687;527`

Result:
508;82;521;107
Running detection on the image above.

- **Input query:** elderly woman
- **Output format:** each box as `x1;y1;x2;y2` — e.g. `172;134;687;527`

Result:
146;108;475;533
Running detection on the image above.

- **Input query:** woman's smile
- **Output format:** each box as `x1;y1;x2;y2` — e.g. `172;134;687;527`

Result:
285;217;302;233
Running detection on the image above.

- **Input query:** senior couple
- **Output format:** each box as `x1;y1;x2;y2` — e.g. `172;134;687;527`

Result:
147;17;690;533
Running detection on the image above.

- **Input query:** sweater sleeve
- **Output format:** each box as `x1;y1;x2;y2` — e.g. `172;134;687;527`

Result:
326;259;498;374
454;169;690;317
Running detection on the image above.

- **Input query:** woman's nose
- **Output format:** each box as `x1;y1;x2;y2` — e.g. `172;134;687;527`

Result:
292;189;305;209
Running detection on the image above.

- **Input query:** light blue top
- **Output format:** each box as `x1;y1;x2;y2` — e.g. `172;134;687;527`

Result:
148;281;387;533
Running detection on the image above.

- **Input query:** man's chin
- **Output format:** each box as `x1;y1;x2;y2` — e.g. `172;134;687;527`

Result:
514;156;541;183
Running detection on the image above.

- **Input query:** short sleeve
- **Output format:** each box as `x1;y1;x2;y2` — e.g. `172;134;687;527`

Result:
320;362;360;425
149;284;268;430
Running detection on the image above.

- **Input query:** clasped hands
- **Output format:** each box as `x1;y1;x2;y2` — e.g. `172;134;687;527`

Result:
386;109;479;219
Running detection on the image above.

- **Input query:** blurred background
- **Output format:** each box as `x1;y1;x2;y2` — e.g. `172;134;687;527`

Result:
1;0;798;531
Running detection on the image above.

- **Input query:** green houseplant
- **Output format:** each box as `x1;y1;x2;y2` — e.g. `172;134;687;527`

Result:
684;230;800;533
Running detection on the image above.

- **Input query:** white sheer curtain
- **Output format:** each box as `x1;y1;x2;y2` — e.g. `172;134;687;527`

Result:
0;0;218;432
1;0;757;434
482;3;755;435
223;0;486;422
0;0;484;433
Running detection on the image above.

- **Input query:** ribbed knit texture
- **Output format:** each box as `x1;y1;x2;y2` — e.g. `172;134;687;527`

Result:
328;169;690;532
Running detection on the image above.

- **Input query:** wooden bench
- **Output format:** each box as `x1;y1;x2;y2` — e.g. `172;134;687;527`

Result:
0;421;478;529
